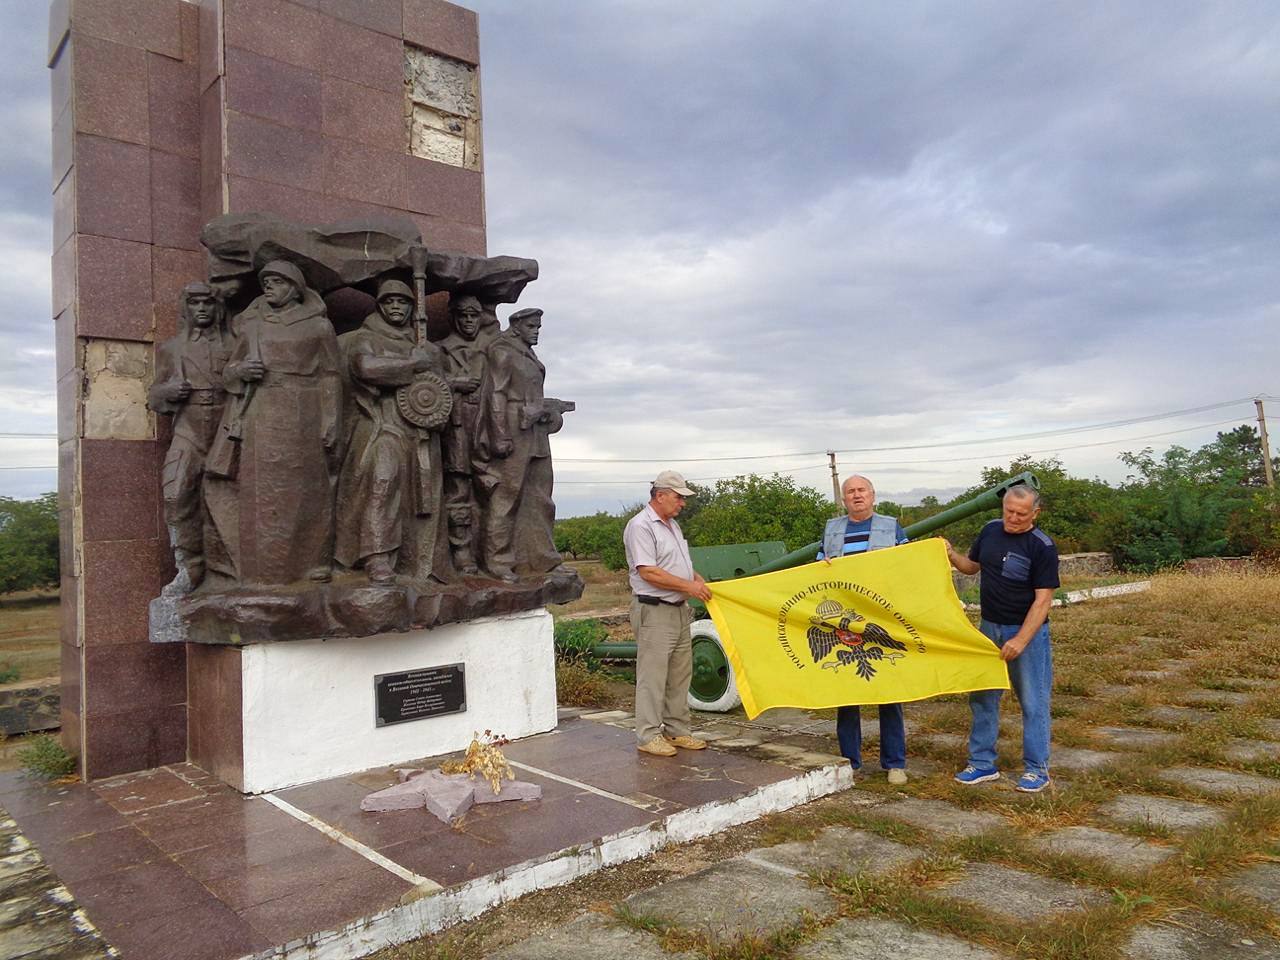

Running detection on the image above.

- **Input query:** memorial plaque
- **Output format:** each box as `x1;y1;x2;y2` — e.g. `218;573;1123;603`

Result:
374;663;466;727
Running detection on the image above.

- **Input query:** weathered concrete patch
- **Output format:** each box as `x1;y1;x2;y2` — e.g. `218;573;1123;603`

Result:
1147;706;1219;728
621;859;835;943
747;826;917;877
1092;726;1180;750
1031;825;1175;870
1125;669;1178;682
1159;765;1280;797
873;798;1005;838
1180;689;1252;708
793;915;1002;959
1097;794;1226;833
486;912;699;960
1224;739;1278;763
914;732;967;752
939;861;1108;922
1052;746;1120;771
1227;862;1280;911
1122;911;1280;959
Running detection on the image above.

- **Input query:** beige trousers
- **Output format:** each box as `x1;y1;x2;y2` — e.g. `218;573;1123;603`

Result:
631;598;693;744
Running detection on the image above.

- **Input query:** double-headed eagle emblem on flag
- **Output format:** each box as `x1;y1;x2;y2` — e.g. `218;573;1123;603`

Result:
807;598;908;681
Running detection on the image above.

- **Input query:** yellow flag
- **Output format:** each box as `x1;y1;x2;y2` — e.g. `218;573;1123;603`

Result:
706;539;1009;719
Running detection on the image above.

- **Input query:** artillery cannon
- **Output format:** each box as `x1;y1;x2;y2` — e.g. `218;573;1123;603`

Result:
588;471;1040;711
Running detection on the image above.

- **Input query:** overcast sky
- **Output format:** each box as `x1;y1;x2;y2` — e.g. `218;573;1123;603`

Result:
2;1;1277;515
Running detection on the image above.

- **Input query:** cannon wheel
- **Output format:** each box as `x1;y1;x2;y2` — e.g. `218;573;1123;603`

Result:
687;619;741;712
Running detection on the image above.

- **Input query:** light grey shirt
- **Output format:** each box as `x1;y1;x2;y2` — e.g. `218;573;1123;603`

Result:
623;503;695;603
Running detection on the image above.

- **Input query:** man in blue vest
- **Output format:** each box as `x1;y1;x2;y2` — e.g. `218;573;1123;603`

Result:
817;474;909;784
944;484;1059;793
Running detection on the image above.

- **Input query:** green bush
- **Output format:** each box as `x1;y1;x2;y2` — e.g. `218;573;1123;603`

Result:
553;618;608;659
17;734;76;780
0;663;18;684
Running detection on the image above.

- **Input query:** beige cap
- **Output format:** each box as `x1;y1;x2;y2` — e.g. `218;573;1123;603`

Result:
653;470;694;496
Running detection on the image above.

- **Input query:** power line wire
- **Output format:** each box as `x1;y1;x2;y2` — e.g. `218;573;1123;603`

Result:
554;396;1263;463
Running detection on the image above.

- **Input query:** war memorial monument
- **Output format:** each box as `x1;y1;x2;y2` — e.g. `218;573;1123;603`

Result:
51;0;581;792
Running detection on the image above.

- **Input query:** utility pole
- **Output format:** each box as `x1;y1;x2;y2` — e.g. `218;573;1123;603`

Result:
827;450;841;505
1257;398;1275;488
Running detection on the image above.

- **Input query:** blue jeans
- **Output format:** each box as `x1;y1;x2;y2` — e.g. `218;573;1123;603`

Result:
967;620;1052;776
837;703;906;770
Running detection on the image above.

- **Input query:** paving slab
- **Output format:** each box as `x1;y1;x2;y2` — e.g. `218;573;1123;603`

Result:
1122;911;1280;959
1093;726;1180;750
1159;765;1280;797
1224;739;1278;763
485;912;699;960
873;798;1006;838
1031;825;1175;870
793;915;1002;959
1227;862;1280;911
747;826;918;877
1097;794;1226;833
914;732;967;752
1125;669;1179;682
621;858;836;943
1146;705;1219;728
1180;689;1252;708
1052;746;1121;771
1096;683;1135;698
939;861;1108;922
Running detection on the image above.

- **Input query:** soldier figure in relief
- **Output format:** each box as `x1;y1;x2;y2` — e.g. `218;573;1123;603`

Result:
476;308;573;580
147;282;232;589
335;277;451;583
438;293;487;574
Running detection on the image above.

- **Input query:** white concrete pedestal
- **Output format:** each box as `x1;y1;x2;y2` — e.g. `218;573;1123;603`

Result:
189;609;557;794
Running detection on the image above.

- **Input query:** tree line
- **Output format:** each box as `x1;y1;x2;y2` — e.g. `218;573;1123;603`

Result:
554;425;1280;573
0;425;1275;594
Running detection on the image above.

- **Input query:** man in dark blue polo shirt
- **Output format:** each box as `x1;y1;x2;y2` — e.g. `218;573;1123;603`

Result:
944;484;1059;793
817;474;910;784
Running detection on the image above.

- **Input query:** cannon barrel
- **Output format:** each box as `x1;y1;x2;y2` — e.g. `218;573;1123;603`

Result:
739;470;1040;578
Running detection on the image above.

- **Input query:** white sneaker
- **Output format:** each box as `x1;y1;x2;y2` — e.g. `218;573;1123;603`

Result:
887;768;908;785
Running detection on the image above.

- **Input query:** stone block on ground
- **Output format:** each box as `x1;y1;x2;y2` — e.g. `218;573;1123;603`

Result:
1147;706;1219;728
1093;726;1180;750
1052;746;1120;772
361;769;542;821
1224;739;1277;763
1159;765;1280;797
1181;689;1251;708
1122;911;1280;959
1227;862;1280;911
485;912;699;960
939;861;1108;922
793;916;1002;959
873;798;1005;838
1031;825;1176;871
747;826;918;877
0;681;61;736
1097;794;1226;833
621;859;835;943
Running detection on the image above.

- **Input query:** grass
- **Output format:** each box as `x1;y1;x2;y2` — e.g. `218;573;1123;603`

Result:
16;733;76;779
371;568;1280;959
0;589;60;683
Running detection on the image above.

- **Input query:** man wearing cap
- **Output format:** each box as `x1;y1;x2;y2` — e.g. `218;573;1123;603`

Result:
476;308;572;580
335;276;451;583
438;293;488;575
623;471;713;757
148;281;232;588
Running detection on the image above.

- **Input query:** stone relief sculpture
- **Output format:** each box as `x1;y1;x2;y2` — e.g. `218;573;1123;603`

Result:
146;282;232;590
148;213;583;643
205;261;343;586
477;309;574;580
438;294;488;575
335;276;451;584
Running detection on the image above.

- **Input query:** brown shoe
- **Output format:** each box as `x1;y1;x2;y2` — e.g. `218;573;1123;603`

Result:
664;735;707;751
638;736;677;757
